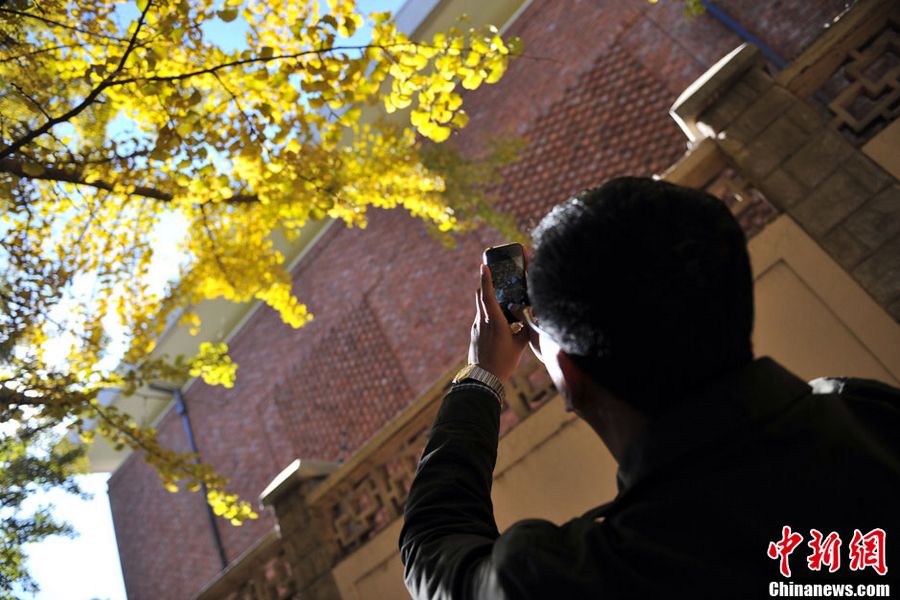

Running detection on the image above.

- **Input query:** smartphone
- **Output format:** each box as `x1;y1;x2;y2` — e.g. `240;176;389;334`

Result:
482;243;528;323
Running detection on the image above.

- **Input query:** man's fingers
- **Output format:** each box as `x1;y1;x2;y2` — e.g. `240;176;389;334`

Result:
480;264;506;323
480;263;493;295
508;303;527;325
475;288;485;324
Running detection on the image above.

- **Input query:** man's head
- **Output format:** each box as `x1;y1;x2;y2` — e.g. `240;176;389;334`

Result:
527;176;754;416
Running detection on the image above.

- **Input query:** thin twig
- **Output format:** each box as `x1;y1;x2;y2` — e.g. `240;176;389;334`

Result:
112;42;421;86
198;203;239;292
0;42;82;65
10;82;52;120
0;7;130;43
211;72;268;147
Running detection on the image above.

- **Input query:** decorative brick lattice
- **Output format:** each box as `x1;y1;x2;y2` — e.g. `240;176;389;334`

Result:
328;423;431;552
315;361;557;556
824;16;900;146
198;536;295;600
495;44;686;231
228;551;294;600
270;295;413;463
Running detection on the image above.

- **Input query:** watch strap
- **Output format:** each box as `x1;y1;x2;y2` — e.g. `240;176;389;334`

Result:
452;364;505;405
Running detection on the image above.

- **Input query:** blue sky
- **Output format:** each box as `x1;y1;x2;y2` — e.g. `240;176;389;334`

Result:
18;475;126;600
17;1;407;598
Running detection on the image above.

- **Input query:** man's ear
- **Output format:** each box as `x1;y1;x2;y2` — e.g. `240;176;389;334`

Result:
557;351;585;387
556;350;590;411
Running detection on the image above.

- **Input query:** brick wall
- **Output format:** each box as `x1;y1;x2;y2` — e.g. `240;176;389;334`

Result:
109;408;225;600
107;2;851;598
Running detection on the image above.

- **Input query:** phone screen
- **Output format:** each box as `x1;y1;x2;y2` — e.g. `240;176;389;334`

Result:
484;244;527;322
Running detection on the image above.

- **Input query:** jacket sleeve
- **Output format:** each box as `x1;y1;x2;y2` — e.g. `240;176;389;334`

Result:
399;383;505;600
398;383;619;599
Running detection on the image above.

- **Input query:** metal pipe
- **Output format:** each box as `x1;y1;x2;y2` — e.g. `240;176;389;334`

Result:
149;383;228;571
700;0;788;70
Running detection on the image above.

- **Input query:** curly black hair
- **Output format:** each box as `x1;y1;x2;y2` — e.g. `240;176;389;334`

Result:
528;176;754;413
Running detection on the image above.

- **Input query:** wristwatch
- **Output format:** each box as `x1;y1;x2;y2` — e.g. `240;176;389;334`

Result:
452;364;505;405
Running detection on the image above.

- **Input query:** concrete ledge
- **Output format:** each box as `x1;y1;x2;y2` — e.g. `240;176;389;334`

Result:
192;530;281;600
670;43;764;143
260;458;341;508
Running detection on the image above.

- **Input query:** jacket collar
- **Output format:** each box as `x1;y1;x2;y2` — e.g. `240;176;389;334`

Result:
616;357;811;492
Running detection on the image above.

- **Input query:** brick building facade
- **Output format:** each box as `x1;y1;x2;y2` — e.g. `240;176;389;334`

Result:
104;1;875;598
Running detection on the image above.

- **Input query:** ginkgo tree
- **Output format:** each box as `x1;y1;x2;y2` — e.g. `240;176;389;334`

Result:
0;0;522;584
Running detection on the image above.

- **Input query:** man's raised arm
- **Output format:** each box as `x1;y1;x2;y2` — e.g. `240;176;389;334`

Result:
399;265;528;599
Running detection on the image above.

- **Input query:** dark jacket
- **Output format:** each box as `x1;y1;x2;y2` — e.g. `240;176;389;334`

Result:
400;358;900;599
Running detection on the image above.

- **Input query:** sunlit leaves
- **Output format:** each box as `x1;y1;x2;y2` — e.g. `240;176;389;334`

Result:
208;488;258;526
369;22;518;142
649;0;706;17
188;342;236;388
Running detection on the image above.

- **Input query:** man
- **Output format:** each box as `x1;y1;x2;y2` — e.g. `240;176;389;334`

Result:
399;177;900;599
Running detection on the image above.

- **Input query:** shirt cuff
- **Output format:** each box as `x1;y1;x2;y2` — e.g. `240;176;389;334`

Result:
450;380;503;406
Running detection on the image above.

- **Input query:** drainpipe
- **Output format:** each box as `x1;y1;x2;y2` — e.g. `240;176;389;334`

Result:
700;0;788;71
149;384;228;571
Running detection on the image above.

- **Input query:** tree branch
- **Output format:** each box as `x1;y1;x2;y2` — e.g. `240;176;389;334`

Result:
0;1;151;160
9;83;52;120
0;383;78;408
92;403;160;457
0;158;258;204
0;34;441;161
110;42;418;86
0;7;129;43
0;43;83;65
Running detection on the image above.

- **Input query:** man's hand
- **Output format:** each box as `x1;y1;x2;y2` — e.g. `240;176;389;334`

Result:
469;264;529;383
